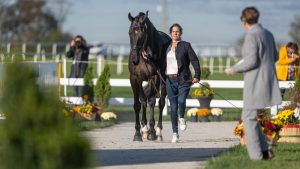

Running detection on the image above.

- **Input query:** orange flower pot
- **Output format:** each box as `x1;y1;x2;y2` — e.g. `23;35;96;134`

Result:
278;124;300;143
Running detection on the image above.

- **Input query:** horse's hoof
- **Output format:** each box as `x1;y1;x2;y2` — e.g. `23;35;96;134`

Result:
142;133;148;139
156;136;163;141
155;127;161;136
133;133;143;142
147;133;157;141
141;126;149;139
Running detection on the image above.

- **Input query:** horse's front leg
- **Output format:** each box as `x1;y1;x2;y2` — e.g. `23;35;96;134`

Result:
148;97;157;141
139;83;148;140
131;78;142;141
141;101;148;139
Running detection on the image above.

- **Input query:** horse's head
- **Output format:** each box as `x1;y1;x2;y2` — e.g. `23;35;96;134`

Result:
128;11;149;64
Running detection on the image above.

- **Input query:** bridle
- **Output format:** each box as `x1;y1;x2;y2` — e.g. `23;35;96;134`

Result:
129;23;148;54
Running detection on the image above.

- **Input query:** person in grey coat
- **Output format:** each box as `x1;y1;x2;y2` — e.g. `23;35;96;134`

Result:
66;35;89;97
227;7;282;160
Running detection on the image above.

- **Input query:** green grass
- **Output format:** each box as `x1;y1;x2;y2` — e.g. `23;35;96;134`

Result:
206;143;300;169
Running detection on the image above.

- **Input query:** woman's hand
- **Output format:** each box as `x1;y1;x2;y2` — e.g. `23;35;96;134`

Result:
192;78;199;83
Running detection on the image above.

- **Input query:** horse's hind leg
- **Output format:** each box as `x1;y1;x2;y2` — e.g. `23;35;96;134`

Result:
147;97;157;141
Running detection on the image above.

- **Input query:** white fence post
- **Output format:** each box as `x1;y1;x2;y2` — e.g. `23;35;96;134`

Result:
63;57;67;96
117;54;124;75
97;55;104;76
6;43;10;57
52;43;57;59
41;49;46;62
209;57;214;74
22;43;26;60
226;57;231;69
218;57;223;73
34;43;41;62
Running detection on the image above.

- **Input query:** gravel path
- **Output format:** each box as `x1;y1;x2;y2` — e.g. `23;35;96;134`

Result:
83;121;240;169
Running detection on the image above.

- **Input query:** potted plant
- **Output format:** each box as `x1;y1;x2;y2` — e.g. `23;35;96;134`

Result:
276;69;300;143
197;108;210;122
211;108;223;121
191;81;214;108
234;111;283;145
191;67;213;108
277;108;300;142
187;108;198;122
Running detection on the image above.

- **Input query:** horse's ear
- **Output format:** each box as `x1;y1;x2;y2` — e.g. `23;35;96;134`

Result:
141;11;148;23
128;12;134;22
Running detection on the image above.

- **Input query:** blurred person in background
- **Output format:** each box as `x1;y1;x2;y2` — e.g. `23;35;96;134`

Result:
66;35;89;97
276;42;299;98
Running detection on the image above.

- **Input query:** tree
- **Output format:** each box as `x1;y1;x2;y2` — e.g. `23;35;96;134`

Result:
0;0;72;42
289;15;300;45
94;65;112;112
82;66;94;102
0;62;91;169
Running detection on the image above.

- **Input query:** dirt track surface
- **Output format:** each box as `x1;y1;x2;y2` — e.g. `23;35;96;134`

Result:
83;121;240;169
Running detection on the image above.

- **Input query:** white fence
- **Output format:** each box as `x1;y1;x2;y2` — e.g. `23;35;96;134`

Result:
60;78;293;115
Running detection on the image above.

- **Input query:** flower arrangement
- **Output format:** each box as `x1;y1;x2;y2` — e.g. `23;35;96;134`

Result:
211;108;223;116
261;117;283;139
276;108;300;124
187;108;198;117
101;112;117;120
234;120;244;137
234;110;284;144
197;108;210;117
191;81;214;98
66;95;98;120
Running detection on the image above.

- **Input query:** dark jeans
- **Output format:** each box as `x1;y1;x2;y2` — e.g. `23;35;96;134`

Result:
166;77;191;134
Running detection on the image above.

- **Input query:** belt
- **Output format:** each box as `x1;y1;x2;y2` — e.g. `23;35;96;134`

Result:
167;74;177;78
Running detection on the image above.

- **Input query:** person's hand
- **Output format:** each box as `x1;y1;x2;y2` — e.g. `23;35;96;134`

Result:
225;68;236;75
142;50;148;60
70;39;75;47
192;78;199;84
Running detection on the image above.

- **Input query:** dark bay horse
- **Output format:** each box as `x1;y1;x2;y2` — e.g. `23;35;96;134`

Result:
128;11;171;141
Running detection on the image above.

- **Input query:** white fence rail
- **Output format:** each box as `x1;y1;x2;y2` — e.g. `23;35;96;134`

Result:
60;78;293;112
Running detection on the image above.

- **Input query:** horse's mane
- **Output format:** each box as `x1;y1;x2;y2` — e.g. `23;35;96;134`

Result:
140;12;165;61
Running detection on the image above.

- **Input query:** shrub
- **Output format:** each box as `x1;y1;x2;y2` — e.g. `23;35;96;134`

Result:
94;64;111;111
82;66;94;101
0;62;91;169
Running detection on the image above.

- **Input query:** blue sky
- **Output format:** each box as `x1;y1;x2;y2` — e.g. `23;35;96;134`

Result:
62;0;300;46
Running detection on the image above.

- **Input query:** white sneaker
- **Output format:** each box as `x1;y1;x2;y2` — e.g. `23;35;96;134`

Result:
179;118;187;131
171;133;179;143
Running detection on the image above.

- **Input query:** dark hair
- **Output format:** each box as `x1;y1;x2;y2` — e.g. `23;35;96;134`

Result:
169;23;183;34
74;35;87;46
240;7;260;25
287;42;299;54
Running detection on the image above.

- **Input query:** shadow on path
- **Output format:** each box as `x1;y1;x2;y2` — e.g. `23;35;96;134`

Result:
92;147;227;167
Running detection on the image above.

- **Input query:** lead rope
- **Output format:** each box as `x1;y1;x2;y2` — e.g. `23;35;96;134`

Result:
144;53;242;111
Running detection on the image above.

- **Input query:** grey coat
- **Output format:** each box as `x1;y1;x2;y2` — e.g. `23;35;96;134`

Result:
233;24;282;110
